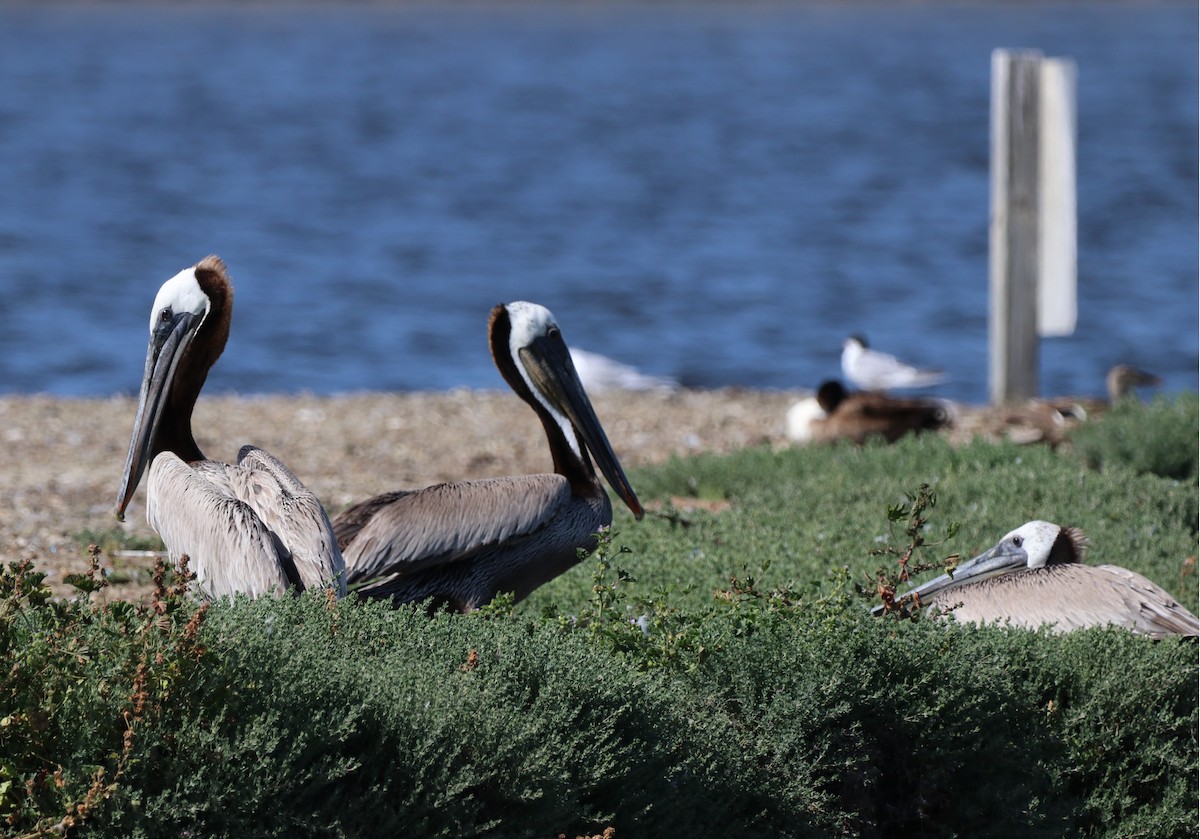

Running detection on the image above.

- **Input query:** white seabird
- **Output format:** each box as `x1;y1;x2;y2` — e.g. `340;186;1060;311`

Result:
841;335;946;391
569;347;679;393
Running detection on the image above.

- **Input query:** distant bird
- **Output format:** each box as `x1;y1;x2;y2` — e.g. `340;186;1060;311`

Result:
335;301;644;612
786;380;953;444
1027;364;1163;423
965;364;1164;446
115;256;345;600
569;347;679;392
841;334;946;391
1106;364;1161;402
874;520;1199;638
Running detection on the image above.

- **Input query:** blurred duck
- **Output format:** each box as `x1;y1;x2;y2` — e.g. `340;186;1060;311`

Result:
786;380;954;445
335;301;643;612
1105;364;1162;402
569;347;679;392
874;520;1199;639
841;334;946;391
115;256;345;600
973;364;1163;446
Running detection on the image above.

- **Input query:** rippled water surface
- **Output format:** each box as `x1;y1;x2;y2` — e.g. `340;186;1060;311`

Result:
0;3;1195;402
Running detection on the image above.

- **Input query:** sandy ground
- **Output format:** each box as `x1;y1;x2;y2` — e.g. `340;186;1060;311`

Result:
0;389;1066;601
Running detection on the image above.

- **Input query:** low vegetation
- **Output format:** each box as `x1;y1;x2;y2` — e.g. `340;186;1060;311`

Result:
1069;393;1198;481
3;398;1196;837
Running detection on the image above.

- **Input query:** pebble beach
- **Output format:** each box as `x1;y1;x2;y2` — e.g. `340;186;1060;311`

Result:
0;388;1074;602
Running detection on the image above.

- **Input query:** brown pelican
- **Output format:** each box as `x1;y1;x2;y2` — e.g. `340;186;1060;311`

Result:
335;301;644;611
841;335;946;391
786;380;953;445
875;521;1199;638
115;256;345;599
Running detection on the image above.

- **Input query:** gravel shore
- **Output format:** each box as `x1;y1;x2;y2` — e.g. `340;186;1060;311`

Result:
1;389;799;597
0;389;1057;601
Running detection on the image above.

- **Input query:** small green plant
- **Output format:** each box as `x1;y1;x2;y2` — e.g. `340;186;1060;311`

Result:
471;591;517;619
715;561;805;611
556;528;709;671
859;482;961;618
583;526;635;631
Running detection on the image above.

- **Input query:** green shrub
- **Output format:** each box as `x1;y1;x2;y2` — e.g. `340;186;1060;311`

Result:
1070;394;1199;480
88;597;719;838
4;572;1194;837
527;433;1198;613
0;555;210;837
5;429;1197;837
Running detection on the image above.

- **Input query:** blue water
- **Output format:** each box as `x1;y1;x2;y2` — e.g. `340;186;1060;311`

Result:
0;3;1195;403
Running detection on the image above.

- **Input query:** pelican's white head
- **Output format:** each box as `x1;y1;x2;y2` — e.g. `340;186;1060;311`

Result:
994;520;1086;569
492;300;644;519
504;300;558;354
501;301;579;457
149;264;212;335
873;520;1089;617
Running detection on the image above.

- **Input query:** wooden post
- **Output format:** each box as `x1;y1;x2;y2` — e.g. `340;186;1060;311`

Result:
989;50;1042;404
989;49;1078;404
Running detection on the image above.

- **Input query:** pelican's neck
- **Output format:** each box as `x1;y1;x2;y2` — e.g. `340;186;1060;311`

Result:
1046;526;1087;566
539;408;598;494
158;259;234;464
156;389;204;464
488;306;598;496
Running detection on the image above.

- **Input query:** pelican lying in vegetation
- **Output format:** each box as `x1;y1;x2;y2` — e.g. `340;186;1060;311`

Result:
876;521;1198;638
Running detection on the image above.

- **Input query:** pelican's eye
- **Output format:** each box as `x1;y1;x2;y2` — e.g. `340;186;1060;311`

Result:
547;325;561;339
1012;535;1024;548
159;307;173;323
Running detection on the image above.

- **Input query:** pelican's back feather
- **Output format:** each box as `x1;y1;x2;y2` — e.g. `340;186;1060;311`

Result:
929;563;1200;638
146;449;345;599
337;474;574;585
234;446;346;596
148;454;294;598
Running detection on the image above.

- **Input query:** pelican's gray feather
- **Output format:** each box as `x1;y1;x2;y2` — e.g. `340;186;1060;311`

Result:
233;446;346;596
148;453;296;598
340;474;577;584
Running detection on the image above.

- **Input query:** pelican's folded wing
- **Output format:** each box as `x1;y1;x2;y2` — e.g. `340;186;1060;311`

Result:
147;453;293;599
336;474;573;585
233;445;346;597
1093;564;1200;638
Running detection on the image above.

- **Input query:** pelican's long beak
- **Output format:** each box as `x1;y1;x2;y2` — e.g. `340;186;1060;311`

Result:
872;538;1028;616
520;336;644;520
115;311;199;520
